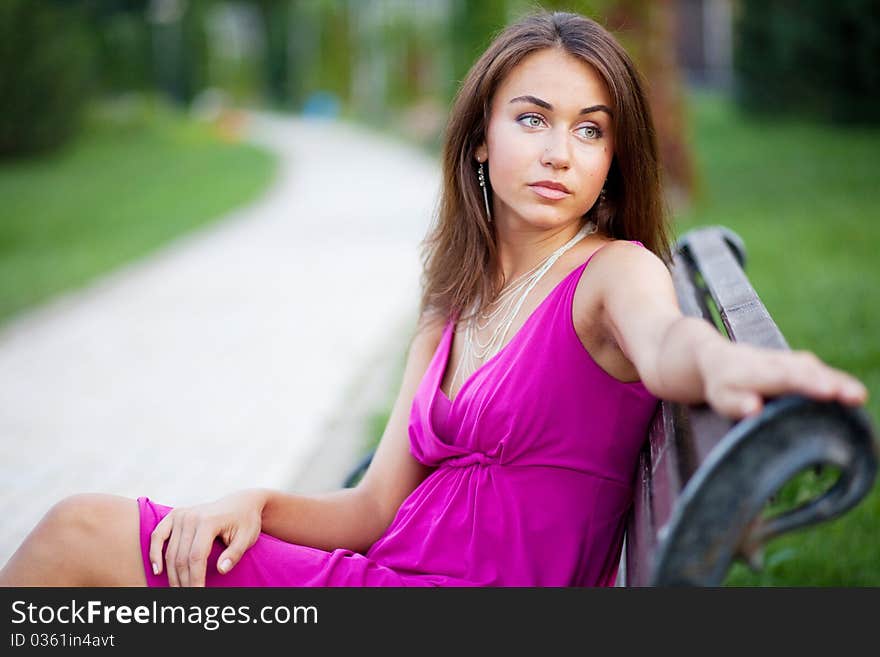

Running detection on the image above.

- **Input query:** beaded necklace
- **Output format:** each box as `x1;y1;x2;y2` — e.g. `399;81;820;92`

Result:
448;221;597;397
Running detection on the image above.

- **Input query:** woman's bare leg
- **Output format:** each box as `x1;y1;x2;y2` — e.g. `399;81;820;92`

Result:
0;494;148;586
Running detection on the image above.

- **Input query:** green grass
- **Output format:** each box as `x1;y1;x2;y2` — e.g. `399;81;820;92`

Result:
675;93;880;586
0;96;278;324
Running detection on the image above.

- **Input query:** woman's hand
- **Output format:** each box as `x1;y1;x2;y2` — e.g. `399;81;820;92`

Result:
697;341;869;420
148;488;268;587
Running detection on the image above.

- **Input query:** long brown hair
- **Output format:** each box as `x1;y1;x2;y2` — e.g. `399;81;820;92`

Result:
418;10;673;327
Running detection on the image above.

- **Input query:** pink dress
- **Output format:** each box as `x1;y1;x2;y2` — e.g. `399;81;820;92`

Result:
138;241;660;586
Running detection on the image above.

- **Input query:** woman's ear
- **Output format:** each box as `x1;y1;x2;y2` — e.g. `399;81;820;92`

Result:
475;143;488;163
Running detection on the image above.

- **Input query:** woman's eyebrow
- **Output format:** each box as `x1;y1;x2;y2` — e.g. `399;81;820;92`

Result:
509;94;613;118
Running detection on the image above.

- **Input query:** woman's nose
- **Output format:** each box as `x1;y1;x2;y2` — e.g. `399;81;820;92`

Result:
540;130;571;169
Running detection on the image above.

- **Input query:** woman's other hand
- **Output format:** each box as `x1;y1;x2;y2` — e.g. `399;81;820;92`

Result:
148;488;268;587
697;341;869;420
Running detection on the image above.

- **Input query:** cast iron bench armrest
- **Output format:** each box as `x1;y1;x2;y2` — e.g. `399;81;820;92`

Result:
623;225;878;586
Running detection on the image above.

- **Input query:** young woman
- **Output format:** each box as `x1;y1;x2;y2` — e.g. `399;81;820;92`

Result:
0;11;867;587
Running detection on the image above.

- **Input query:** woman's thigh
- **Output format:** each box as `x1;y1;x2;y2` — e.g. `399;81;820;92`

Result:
3;493;147;586
64;493;147;586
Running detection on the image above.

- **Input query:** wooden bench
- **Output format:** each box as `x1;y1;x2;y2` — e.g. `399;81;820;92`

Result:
344;225;879;586
623;225;877;585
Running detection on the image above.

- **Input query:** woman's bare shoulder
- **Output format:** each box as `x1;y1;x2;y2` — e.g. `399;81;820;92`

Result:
587;238;669;285
572;237;672;368
571;237;661;305
595;236;659;259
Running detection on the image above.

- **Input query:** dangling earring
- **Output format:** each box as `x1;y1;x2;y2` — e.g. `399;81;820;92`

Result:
599;185;607;203
478;161;492;222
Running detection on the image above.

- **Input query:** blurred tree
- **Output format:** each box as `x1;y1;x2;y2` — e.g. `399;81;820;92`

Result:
300;0;353;109
87;0;153;93
448;0;509;104
0;0;95;157
735;0;880;124
60;0;213;105
602;0;695;203
76;0;152;94
146;0;210;105
178;0;211;104
254;0;294;108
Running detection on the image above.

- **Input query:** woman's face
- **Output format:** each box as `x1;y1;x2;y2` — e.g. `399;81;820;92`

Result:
477;47;615;233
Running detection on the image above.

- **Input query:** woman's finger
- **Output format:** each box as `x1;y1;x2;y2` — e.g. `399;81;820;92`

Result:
708;383;764;420
825;367;869;405
173;516;197;588
164;516;182;588
769;352;866;404
733;391;763;419
711;348;869;420
724;350;851;404
216;530;254;576
148;514;173;577
187;526;216;588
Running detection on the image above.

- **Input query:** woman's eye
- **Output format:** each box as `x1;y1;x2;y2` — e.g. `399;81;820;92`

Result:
518;113;545;128
578;125;602;139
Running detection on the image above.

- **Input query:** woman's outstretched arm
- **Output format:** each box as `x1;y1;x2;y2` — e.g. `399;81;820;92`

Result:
590;242;868;420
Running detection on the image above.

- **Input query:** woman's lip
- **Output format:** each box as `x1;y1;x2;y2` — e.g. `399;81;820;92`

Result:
529;184;571;200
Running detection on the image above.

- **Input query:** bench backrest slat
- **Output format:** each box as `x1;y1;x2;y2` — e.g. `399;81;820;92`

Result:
683;229;788;351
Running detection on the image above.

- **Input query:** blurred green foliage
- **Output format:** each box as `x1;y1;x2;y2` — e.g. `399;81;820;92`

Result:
83;0;209;104
0;95;277;322
7;0;880;160
735;0;880;123
85;0;153;94
0;0;95;157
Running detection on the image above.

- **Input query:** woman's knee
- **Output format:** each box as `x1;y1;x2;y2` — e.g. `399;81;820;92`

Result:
38;493;142;570
1;494;143;586
38;493;145;585
41;493;118;542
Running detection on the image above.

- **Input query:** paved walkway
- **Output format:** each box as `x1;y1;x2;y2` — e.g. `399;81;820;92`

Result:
0;112;440;566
